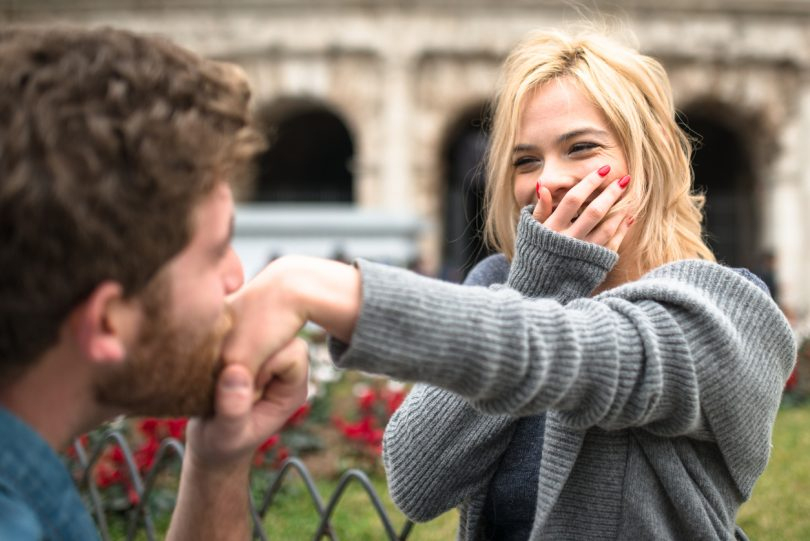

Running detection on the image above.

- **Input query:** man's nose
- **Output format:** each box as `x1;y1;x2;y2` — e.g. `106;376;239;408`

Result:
223;246;245;294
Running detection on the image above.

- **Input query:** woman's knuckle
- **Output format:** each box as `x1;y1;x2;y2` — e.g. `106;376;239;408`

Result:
583;206;603;221
560;198;582;212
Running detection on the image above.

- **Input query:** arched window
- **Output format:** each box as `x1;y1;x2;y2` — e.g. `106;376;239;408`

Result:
679;103;758;267
441;104;492;282
254;99;354;203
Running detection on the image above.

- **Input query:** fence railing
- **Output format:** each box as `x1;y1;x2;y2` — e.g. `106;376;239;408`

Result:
71;429;415;541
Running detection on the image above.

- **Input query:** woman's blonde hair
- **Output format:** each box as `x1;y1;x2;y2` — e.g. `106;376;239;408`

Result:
484;28;715;272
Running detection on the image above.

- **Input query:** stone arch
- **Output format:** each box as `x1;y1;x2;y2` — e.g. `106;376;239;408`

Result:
253;97;355;203
678;99;760;267
440;101;492;282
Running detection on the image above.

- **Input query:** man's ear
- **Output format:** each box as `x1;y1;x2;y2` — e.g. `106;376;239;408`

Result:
68;281;141;364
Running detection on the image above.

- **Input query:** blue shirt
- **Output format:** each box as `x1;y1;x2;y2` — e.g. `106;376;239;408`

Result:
0;407;100;540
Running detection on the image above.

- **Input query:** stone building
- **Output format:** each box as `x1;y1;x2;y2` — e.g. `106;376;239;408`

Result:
4;0;810;320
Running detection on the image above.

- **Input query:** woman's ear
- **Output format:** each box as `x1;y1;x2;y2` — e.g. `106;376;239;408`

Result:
68;281;141;364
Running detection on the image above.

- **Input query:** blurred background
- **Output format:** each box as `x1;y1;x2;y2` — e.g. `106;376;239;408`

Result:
5;0;810;309
6;1;810;537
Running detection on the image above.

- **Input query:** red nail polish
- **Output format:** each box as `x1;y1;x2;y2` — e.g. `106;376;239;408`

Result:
618;175;631;188
627;216;635;225
536;181;541;199
598;165;611;176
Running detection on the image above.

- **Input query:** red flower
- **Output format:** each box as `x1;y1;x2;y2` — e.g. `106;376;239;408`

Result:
127;487;140;506
253;434;284;467
166;418;188;440
95;463;124;488
785;367;799;392
365;428;384;446
383;389;406;415
334;415;383;455
134;438;159;472
358;389;376;411
272;446;290;468
284;403;311;427
109;445;125;464
138;418;159;438
258;434;280;453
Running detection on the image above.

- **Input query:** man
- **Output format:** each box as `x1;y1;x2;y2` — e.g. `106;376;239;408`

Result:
0;26;308;540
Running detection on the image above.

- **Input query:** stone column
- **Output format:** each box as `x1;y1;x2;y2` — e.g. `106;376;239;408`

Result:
379;55;415;212
775;71;810;322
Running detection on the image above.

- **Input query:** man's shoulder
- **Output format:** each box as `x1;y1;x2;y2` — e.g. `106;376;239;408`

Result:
0;408;100;541
0;486;43;540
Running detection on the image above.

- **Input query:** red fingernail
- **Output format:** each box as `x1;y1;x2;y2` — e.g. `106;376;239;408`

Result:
536;181;541;199
628;216;635;225
618;175;631;188
598;165;611;176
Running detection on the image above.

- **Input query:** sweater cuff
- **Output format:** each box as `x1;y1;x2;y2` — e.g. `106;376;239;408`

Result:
327;259;511;389
507;206;618;302
328;259;431;375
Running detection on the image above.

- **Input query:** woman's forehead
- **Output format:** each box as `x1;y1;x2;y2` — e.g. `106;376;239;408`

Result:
518;79;615;140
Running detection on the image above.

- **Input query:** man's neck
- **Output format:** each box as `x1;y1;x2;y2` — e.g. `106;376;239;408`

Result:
0;347;112;452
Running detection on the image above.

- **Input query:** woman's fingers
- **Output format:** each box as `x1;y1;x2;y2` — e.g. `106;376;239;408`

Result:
544;165;614;232
566;173;631;240
532;165;633;251
532;181;552;223
604;215;635;253
583;207;627;247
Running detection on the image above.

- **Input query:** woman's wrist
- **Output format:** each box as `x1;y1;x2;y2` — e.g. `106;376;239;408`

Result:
276;255;362;343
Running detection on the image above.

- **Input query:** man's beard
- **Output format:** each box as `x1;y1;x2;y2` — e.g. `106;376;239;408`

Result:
94;277;233;418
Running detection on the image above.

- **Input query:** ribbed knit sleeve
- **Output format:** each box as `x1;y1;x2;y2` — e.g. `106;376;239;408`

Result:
382;212;620;523
508;206;617;302
382;254;513;522
332;258;795;500
606;262;796;496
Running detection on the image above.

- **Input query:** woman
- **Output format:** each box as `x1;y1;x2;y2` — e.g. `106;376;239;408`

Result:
227;29;796;540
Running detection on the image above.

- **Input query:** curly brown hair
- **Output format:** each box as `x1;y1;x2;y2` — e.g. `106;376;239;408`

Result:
0;26;264;377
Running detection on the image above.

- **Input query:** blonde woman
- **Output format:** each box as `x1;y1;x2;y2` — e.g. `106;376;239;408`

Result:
226;29;796;540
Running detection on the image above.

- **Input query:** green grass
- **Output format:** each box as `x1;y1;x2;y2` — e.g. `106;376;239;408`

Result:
738;397;810;539
258;399;810;540
100;399;810;539
258;475;457;540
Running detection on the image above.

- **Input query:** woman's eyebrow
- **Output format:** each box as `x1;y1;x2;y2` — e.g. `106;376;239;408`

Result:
512;143;538;153
513;128;611;154
557;128;610;144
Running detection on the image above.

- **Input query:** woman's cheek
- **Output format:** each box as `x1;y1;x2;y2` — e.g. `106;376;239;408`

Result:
513;174;534;206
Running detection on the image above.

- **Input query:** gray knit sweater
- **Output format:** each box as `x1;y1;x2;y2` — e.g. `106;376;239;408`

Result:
329;208;796;540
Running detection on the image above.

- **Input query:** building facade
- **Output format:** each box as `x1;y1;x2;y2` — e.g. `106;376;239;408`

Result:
5;0;810;319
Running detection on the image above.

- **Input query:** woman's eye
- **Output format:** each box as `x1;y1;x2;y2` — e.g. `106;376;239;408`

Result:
512;156;541;170
570;142;598;154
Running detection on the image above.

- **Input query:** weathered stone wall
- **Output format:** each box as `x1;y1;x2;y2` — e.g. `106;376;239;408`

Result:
4;0;810;318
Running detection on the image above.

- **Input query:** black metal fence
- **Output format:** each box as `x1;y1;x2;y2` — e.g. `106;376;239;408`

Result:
71;429;414;541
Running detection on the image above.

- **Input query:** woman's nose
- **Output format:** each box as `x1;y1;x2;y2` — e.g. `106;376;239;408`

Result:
538;167;578;200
